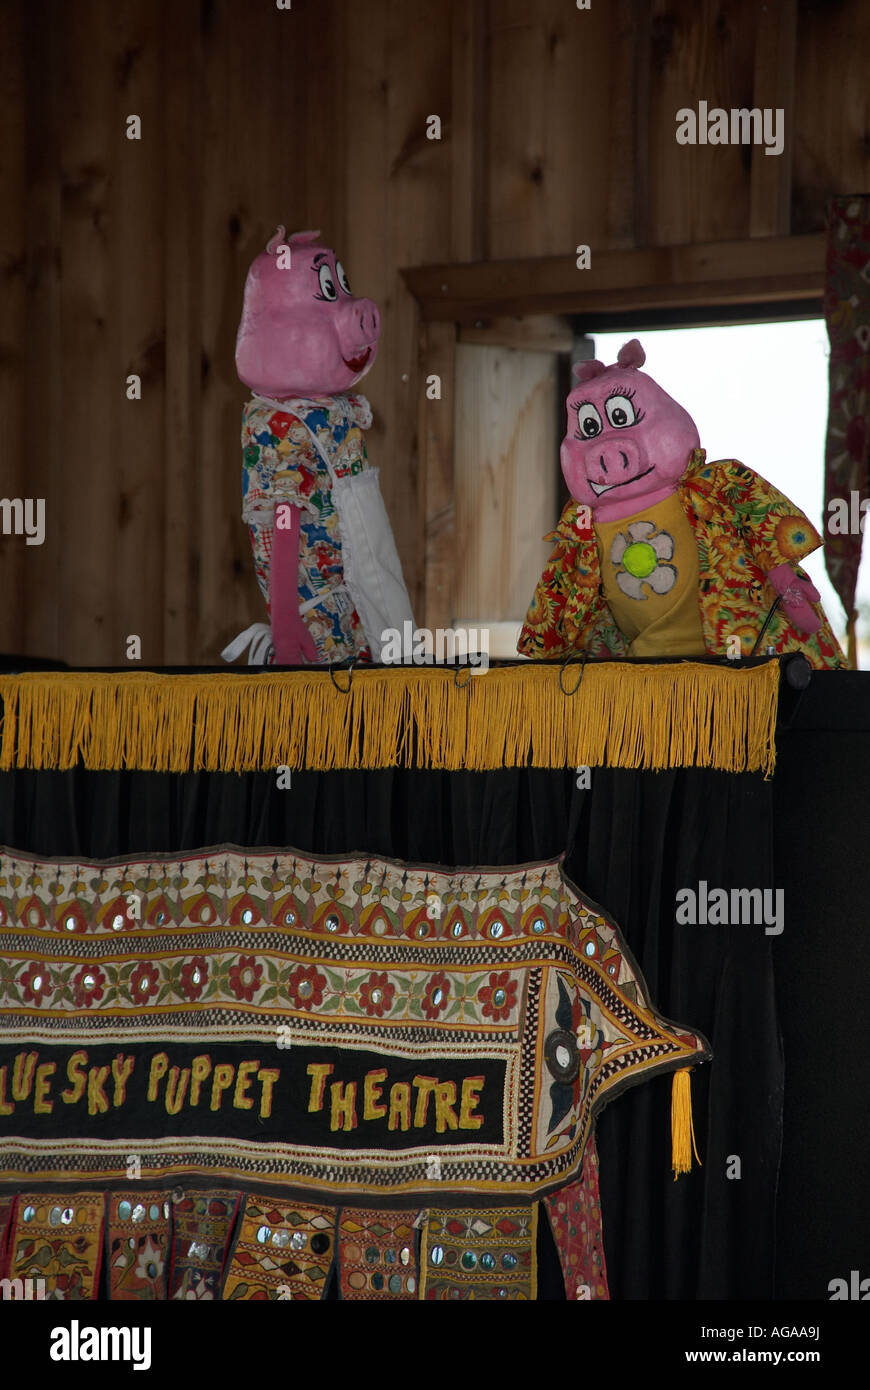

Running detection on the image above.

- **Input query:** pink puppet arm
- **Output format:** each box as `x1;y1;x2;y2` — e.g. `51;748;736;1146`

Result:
765;562;822;636
270;503;319;664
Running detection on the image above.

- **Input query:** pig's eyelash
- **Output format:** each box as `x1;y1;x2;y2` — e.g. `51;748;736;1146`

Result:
571;400;603;420
605;388;645;422
312;259;336;301
570;401;595;437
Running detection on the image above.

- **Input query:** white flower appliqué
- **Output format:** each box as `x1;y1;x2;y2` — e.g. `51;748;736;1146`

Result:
609;521;676;600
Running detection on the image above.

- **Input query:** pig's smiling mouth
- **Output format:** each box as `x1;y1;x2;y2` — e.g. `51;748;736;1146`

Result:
589;464;654;497
343;347;372;373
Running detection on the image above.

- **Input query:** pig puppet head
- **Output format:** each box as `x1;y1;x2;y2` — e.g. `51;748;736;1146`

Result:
561;340;701;522
236;227;380;399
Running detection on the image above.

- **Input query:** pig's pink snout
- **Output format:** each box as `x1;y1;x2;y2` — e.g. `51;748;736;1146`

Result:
586;437;649;496
335;297;380;375
340;297;380;346
358;298;380;341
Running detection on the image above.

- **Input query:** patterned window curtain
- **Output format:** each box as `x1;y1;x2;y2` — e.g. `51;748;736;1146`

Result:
823;194;870;668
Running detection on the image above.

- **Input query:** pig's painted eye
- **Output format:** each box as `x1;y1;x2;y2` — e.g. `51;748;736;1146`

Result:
317;263;338;301
575;403;603;439
605;394;638;428
336;260;352;295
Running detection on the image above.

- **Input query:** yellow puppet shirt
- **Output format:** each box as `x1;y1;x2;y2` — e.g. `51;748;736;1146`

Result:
593;493;706;657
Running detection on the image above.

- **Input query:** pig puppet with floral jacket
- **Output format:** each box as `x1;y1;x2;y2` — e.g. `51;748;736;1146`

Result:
518;340;844;669
224;227;414;667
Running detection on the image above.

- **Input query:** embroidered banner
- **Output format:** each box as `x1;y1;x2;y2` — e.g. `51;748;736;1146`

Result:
0;846;710;1204
166;1190;240;1300
222;1195;335;1301
0;1191;549;1300
336;1208;419;1301
4;1192;105;1299
106;1191;171;1301
545;1137;609;1299
420;1205;537;1300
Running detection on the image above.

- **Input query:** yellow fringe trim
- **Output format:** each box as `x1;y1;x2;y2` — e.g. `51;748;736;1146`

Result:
671;1067;702;1178
0;662;779;775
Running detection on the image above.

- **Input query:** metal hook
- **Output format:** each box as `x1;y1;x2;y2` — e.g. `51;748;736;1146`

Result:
454;664;472;689
559;650;587;696
749;596;783;657
329;653;359;695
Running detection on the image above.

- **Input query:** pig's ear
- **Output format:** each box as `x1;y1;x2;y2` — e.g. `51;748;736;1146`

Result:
572;359;606;383
617;339;646;369
265;225;287;254
287;229;322;246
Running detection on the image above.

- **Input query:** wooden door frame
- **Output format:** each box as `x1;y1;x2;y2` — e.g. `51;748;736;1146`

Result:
403;233;826;628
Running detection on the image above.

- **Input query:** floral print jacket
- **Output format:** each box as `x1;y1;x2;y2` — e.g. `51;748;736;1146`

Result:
517;449;846;669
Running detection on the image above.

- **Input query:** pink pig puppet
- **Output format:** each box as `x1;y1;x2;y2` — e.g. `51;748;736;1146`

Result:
222;227;415;666
518;340;845;669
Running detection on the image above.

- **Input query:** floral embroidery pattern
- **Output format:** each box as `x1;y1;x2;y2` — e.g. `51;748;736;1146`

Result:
478;971;518;1022
129;961;159;1003
359;971;395;1017
20;962;52;1004
422;972;451;1021
286;963;326;1011
71;964;105;1009
180;956;208;1000
228;955;262;1002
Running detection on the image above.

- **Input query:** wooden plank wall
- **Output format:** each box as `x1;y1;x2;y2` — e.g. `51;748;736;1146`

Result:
0;0;27;655
453;342;558;629
0;0;867;661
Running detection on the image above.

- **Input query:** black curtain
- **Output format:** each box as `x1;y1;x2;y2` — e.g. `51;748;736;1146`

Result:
0;759;782;1300
568;768;780;1299
771;673;870;1300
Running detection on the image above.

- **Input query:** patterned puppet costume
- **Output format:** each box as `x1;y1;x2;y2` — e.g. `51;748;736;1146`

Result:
241;393;373;664
519;449;846;669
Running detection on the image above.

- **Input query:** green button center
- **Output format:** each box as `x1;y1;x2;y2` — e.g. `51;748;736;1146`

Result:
622;540;658;578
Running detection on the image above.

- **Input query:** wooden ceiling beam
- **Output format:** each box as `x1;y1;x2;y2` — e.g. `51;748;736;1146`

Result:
402;233;826;322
